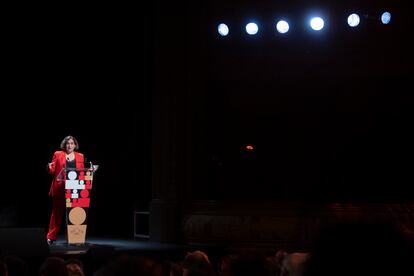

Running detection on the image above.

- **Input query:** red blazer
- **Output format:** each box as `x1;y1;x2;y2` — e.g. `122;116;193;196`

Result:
48;150;84;197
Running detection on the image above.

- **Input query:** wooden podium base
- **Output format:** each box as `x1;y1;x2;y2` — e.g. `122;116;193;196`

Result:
67;225;87;244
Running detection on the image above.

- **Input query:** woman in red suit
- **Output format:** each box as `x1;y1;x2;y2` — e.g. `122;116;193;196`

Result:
46;135;84;245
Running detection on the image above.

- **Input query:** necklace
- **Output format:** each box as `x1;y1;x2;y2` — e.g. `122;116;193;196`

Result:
66;153;74;161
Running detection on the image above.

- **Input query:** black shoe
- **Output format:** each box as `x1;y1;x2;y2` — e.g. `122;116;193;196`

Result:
47;239;55;246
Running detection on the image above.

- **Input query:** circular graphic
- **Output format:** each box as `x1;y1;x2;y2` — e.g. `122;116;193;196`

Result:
80;180;84;185
80;189;89;198
68;171;77;180
68;207;87;225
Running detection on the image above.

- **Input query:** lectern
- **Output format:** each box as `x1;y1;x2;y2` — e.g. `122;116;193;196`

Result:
63;165;98;244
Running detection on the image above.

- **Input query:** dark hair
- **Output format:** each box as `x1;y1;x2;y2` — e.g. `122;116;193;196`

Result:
65;258;84;271
3;255;29;276
60;136;79;150
182;251;216;276
39;256;68;276
169;262;183;276
228;250;271;276
93;254;164;276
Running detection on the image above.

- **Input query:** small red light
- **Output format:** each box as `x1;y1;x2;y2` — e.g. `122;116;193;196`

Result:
246;144;254;151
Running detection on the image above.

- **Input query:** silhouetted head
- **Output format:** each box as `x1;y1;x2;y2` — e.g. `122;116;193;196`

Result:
229;250;272;276
65;258;84;276
93;254;164;276
3;255;28;276
40;256;68;276
182;250;216;276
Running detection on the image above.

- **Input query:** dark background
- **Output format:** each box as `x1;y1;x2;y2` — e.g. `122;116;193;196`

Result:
1;3;153;237
1;0;413;239
192;0;413;202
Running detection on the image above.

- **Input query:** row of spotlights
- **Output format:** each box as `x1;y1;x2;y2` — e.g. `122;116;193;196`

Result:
218;11;391;36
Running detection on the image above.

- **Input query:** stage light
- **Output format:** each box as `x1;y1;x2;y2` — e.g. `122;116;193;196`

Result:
245;22;259;35
217;23;229;36
347;13;360;27
381;11;391;24
276;20;289;34
245;144;254;151
310;17;324;31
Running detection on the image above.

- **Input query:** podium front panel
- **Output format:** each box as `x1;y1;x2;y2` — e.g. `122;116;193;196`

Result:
64;168;94;244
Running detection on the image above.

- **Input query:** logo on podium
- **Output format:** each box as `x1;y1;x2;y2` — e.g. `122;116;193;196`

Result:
64;166;97;245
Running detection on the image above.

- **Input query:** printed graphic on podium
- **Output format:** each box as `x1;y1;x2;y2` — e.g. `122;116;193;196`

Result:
64;165;98;244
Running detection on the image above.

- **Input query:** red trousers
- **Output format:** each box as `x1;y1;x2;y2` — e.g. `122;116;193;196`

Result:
47;195;65;240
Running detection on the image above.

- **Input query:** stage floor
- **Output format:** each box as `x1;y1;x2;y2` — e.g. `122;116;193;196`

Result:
50;236;194;256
